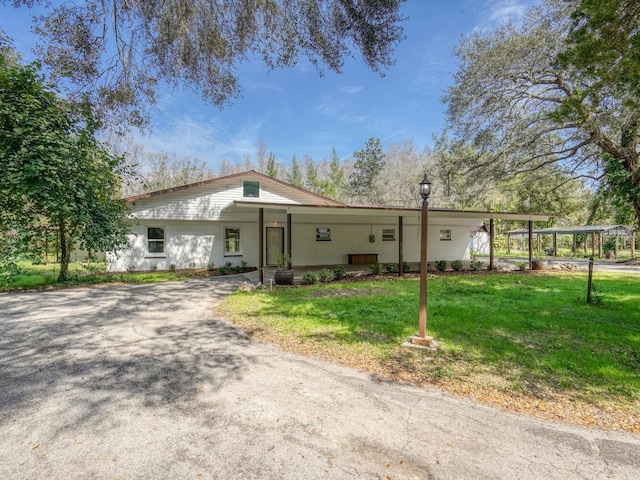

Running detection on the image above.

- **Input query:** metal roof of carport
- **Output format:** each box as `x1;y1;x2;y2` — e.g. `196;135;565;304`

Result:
506;225;634;236
226;200;551;221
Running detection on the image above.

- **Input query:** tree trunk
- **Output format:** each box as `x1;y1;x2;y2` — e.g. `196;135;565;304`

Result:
57;221;71;283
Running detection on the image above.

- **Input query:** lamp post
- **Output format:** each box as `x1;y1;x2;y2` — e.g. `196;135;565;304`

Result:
412;174;434;347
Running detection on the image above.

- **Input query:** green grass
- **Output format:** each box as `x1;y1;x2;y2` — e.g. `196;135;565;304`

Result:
219;272;640;408
1;261;210;291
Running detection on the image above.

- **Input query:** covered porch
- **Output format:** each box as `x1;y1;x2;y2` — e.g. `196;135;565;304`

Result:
223;201;550;284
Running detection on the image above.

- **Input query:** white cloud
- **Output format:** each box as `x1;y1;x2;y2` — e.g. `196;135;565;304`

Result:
132;112;270;167
475;0;538;31
339;85;364;94
338;114;371;123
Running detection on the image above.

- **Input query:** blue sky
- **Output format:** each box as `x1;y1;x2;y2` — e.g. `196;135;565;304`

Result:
1;0;539;169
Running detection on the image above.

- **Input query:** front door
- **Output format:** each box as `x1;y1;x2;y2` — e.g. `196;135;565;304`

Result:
266;227;284;265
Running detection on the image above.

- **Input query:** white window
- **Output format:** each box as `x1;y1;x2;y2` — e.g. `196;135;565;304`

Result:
147;227;165;254
440;229;452;241
382;229;395;241
243;180;260;198
225;227;241;255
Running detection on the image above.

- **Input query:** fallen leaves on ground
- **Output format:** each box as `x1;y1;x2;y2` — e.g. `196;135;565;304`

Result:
230;317;639;435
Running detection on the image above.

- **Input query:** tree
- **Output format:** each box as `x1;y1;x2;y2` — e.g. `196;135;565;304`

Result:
348;137;385;205
325;146;347;202
7;0;406;129
287;154;304;187
379;139;430;207
266;152;279;179
0;54;131;281
558;0;640;225
444;0;640;226
256;138;268;173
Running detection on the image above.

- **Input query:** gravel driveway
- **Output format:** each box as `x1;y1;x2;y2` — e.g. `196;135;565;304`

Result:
1;276;639;479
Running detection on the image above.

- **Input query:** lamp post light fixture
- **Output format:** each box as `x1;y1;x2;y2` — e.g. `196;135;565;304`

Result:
411;174;435;347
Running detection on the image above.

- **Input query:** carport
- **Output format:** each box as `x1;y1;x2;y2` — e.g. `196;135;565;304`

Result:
506;225;636;258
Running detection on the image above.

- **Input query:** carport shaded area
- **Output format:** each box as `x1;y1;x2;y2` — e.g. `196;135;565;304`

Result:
506;224;636;258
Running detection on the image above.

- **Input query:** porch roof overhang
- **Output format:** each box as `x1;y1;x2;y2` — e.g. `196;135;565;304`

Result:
225;201;550;222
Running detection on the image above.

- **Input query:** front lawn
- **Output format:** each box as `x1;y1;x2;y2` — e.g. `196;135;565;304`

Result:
218;271;640;433
0;261;252;291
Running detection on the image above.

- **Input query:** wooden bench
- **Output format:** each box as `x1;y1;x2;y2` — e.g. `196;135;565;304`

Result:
347;253;378;265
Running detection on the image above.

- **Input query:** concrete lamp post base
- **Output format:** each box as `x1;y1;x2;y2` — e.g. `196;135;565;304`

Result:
404;335;439;351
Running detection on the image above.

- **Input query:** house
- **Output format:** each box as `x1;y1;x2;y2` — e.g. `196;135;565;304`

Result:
107;171;550;279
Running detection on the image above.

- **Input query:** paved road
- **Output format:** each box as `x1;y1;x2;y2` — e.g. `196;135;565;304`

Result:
1;277;639;479
493;256;640;274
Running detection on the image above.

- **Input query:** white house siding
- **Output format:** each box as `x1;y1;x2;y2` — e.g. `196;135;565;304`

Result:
127;174;337;222
107;220;260;271
470;232;491;255
287;216;478;266
108;215;479;272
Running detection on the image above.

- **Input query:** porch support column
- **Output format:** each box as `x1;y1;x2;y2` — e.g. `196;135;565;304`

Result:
398;216;404;276
287;213;292;261
598;233;603;258
553;233;557;256
259;208;264;284
507;233;511;254
489;218;495;271
528;220;533;269
632;230;636;258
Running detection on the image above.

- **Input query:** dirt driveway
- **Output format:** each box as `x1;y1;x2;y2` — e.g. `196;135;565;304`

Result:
1;277;639;479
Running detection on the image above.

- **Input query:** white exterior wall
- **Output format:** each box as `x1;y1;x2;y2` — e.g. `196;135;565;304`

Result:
128;175;336;222
108;220;260;272
289;218;477;266
108;216;478;272
470;232;491;255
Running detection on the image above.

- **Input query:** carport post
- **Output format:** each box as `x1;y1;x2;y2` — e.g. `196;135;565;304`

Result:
398;216;404;276
528;221;533;269
259;208;264;284
287;213;292;261
489;218;494;271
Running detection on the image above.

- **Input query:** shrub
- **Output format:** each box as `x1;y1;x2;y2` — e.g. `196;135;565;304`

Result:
436;260;447;272
402;261;411;273
207;261;215;271
333;265;346;280
189;261;198;270
470;260;484;271
83;263;105;275
318;268;334;283
240;260;248;270
301;271;318;284
127;264;135;273
384;263;399;273
451;260;463;271
169;263;176;272
370;262;382;275
150;263;158;271
219;266;228;275
514;260;528;271
0;261;22;286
